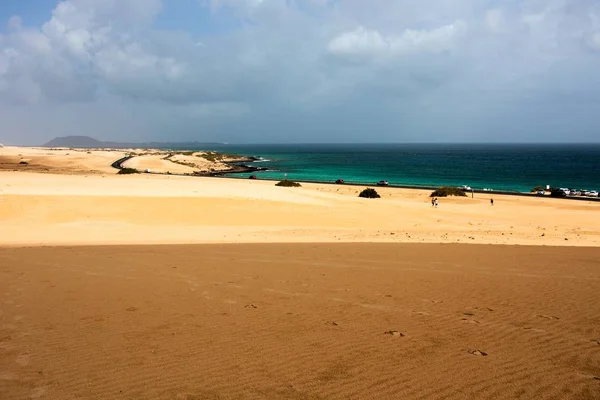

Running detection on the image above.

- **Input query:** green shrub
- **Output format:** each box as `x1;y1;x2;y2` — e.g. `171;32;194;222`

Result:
430;186;467;197
358;188;381;198
117;168;140;175
275;179;301;187
198;151;240;162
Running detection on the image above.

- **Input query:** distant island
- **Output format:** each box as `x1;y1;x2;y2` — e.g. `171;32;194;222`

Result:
43;136;225;149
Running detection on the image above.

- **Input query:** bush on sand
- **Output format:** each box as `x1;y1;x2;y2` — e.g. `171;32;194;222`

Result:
358;188;381;198
430;186;467;197
275;180;301;187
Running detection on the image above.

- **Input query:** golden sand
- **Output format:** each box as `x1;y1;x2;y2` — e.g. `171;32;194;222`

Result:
1;244;599;399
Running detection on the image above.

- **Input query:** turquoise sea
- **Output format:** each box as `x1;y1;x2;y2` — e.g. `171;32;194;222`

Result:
199;144;600;193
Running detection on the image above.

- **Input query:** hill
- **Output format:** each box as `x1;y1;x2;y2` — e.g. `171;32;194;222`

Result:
44;136;104;148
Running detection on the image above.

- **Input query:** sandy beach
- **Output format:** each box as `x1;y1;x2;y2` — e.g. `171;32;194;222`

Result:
1;146;599;399
1;244;600;399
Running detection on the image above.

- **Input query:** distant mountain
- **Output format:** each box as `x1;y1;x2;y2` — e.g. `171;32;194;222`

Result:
44;136;104;148
42;136;224;149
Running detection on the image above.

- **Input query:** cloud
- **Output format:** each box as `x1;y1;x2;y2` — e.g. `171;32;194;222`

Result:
327;21;466;61
0;0;171;105
1;0;600;144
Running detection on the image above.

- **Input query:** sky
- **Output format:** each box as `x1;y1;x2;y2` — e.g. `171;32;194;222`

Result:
1;0;600;145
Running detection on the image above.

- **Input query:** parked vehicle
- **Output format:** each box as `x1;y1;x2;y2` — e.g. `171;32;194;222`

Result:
537;190;545;196
559;188;571;196
249;175;257;180
335;179;345;184
458;185;472;191
377;180;389;186
587;191;599;197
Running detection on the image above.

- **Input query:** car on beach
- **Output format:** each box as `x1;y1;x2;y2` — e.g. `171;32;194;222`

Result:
587;191;598;197
458;185;472;191
536;190;545;196
377;180;389;186
335;179;345;184
249;175;257;179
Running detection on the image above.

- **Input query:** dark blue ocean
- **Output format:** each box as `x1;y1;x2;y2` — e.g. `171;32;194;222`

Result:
200;144;600;193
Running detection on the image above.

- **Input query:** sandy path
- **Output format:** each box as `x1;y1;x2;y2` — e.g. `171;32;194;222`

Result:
0;243;599;399
121;155;198;174
0;171;598;247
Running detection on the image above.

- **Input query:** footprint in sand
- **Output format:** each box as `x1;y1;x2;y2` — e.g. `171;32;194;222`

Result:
126;307;138;312
0;371;18;380
30;387;48;399
384;330;404;337
592;339;600;345
524;327;546;333
244;304;258;309
475;307;494;312
461;318;480;324
16;354;30;367
463;312;475;316
538;314;559;320
325;321;339;326
468;349;488;356
412;311;430;316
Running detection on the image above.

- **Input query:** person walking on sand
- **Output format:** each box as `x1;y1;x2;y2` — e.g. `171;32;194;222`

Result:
490;198;494;206
434;198;439;208
431;197;435;207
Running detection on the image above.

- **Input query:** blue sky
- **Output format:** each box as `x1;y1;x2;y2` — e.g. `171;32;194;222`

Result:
0;1;59;29
1;0;600;144
0;0;238;34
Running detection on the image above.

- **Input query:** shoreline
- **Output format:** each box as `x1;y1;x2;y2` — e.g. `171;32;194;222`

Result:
107;148;598;202
219;174;600;202
5;145;598;200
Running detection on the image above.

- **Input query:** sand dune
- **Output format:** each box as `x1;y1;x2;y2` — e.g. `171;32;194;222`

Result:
0;171;598;247
121;154;198;174
1;244;599;399
0;146;127;174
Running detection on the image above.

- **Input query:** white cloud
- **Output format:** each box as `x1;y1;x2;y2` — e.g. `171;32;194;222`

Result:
0;0;181;105
328;21;466;61
327;26;388;57
7;16;22;31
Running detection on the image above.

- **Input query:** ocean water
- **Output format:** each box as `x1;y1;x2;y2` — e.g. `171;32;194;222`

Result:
200;144;600;193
